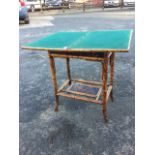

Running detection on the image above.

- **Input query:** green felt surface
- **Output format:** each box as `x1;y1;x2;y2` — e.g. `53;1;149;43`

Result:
25;30;132;51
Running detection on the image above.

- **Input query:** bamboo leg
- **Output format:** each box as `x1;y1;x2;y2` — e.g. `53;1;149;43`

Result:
102;56;109;123
48;51;59;112
110;53;115;102
66;58;71;85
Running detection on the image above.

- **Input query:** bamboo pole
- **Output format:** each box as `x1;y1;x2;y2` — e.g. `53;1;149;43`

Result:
101;52;110;81
102;54;109;123
62;89;97;98
73;79;102;86
73;81;101;89
96;88;102;101
48;51;59;111
110;53;115;102
57;92;102;104
66;58;71;85
52;54;105;62
58;79;69;92
106;85;112;102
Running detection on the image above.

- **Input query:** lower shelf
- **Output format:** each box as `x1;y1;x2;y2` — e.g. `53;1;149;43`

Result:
57;79;112;105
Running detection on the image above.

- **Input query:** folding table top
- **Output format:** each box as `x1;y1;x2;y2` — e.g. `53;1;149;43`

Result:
22;29;133;53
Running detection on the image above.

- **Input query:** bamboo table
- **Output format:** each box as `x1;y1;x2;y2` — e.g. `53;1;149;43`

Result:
22;30;132;123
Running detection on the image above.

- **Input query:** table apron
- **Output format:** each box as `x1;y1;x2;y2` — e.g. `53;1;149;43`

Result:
49;52;112;62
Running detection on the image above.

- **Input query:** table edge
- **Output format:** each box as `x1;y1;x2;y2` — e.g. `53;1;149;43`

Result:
21;46;129;53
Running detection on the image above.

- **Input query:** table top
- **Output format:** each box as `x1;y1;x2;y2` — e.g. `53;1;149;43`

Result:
22;29;133;53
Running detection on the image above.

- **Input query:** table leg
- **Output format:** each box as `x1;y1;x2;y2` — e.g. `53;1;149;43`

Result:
66;58;71;85
110;53;115;102
102;56;109;123
48;51;59;112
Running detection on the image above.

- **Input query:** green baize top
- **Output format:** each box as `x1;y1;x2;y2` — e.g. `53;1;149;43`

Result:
24;30;132;51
